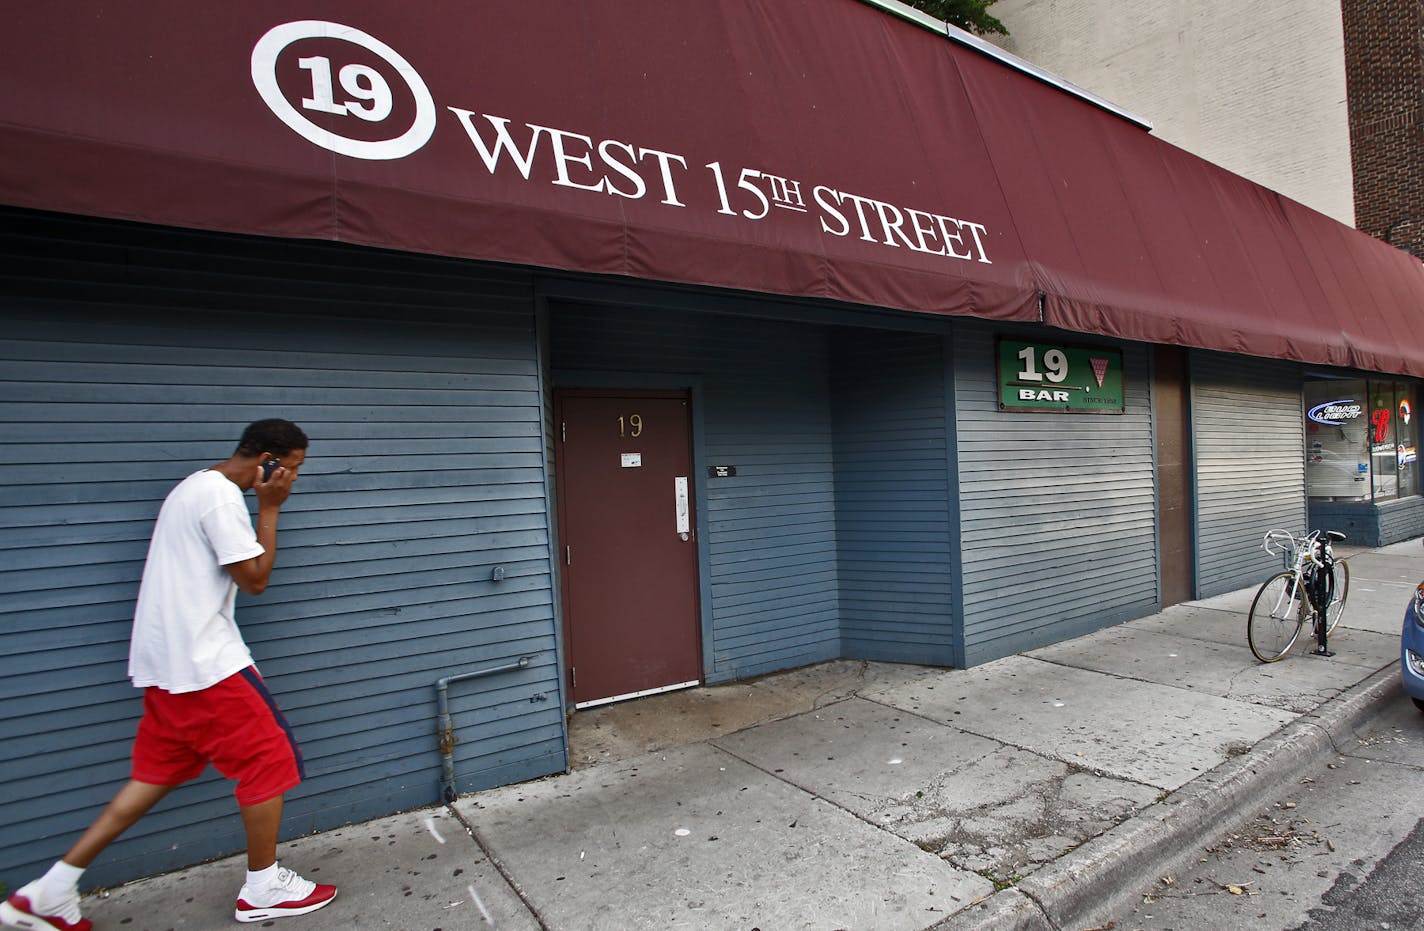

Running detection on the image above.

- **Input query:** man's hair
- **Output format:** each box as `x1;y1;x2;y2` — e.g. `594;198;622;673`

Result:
236;419;310;457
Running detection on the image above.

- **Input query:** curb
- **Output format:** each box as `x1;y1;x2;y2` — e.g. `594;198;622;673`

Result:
933;664;1402;931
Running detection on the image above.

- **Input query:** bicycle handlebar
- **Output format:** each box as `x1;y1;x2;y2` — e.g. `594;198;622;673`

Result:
1270;529;1344;572
1262;529;1299;556
1261;528;1345;566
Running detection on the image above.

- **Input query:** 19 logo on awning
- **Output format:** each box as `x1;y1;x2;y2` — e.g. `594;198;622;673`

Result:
251;21;435;160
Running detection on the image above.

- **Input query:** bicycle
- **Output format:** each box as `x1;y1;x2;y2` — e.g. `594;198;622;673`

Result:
1246;529;1350;663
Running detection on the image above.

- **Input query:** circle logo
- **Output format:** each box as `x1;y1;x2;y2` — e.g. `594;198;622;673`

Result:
251;21;436;160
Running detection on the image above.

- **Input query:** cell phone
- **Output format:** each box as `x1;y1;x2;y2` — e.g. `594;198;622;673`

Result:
260;458;281;482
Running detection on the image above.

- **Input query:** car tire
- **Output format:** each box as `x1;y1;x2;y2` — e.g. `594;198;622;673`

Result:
1414;696;1424;713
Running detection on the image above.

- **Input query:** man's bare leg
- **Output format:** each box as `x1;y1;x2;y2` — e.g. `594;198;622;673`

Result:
233;794;337;921
238;795;283;871
63;780;173;868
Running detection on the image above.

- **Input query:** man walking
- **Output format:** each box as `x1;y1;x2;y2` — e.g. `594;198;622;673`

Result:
2;419;336;930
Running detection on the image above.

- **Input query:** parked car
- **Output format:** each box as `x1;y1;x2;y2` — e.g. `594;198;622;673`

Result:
1405;580;1424;711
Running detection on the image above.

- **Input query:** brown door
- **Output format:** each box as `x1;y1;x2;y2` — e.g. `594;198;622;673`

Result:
1154;347;1194;606
554;390;702;706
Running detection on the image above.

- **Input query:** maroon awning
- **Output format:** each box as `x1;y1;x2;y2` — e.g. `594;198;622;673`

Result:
2;1;1421;373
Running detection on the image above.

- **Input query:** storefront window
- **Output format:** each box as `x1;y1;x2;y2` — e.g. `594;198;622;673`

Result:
1370;383;1399;499
1306;379;1419;502
1305;380;1370;501
1390;383;1419;498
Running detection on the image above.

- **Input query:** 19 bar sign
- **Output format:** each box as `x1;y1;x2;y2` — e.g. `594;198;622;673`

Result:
996;337;1124;413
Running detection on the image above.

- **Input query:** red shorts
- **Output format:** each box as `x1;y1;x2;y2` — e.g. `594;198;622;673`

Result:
132;667;304;807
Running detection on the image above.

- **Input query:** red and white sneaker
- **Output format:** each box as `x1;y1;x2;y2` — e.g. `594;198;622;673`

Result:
0;891;92;931
234;868;336;923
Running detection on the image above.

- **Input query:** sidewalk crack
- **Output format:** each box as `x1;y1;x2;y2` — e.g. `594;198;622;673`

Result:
445;802;554;931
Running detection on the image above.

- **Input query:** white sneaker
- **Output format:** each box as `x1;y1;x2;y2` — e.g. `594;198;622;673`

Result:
0;882;89;931
234;867;336;923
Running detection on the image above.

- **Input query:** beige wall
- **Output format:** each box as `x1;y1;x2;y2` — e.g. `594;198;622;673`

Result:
988;0;1355;225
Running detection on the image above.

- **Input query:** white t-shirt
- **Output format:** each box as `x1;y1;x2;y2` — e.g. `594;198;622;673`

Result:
127;470;266;693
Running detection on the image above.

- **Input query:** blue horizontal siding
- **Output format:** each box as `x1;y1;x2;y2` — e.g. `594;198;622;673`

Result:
832;330;956;666
0;212;562;890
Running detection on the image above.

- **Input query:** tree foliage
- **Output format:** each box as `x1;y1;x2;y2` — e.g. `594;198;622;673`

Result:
900;0;1008;36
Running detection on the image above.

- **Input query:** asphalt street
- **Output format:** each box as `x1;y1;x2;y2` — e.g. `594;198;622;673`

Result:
1108;696;1424;931
1292;816;1424;931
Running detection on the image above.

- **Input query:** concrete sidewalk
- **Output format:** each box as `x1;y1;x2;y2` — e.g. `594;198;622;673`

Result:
74;540;1422;930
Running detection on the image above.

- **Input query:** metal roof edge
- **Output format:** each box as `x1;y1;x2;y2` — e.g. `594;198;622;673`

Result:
856;0;1155;131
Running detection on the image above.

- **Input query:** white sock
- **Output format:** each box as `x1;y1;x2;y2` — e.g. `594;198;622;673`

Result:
246;862;280;889
29;861;84;920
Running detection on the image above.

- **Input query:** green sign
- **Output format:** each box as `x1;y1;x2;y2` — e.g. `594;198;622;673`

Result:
997;338;1124;413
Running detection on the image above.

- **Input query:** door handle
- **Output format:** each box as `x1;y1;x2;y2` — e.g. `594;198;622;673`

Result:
674;476;690;539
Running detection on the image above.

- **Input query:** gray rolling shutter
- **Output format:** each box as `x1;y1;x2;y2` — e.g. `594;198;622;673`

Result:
1191;351;1305;597
954;325;1157;665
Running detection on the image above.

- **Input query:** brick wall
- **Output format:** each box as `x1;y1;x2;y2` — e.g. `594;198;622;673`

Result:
1343;0;1424;257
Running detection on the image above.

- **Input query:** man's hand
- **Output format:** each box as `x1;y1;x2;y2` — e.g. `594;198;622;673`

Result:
253;461;297;507
228;460;301;595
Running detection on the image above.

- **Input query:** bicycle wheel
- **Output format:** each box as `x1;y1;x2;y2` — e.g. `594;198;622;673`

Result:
1323;560;1349;635
1248;571;1306;662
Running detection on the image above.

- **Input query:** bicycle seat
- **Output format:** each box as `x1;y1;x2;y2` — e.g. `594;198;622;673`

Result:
1325;530;1347;542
